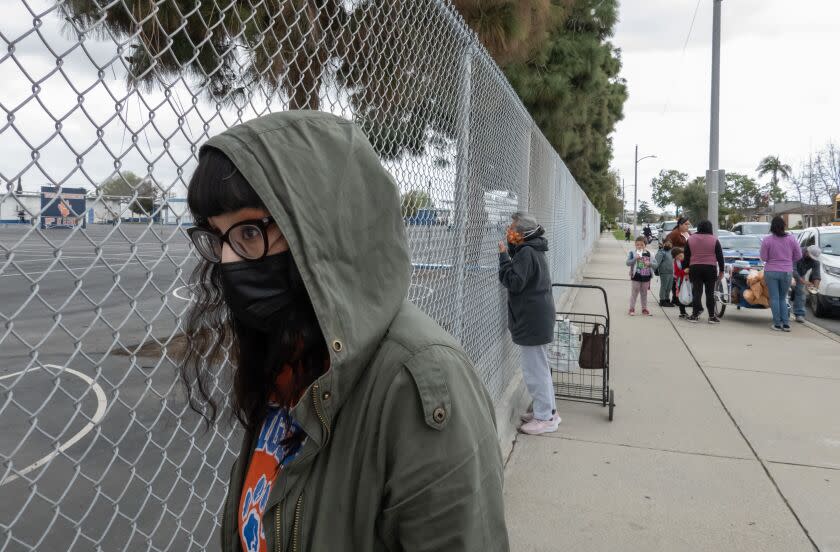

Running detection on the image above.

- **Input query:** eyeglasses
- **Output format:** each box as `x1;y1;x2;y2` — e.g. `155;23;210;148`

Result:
187;217;277;263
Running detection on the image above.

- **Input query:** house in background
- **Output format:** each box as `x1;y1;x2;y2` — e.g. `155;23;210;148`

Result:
749;201;834;228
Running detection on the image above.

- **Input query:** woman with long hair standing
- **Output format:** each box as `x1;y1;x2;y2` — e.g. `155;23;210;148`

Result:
181;111;508;551
683;220;725;324
760;216;802;331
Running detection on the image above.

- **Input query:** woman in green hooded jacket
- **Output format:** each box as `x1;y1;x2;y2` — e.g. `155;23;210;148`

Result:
181;111;508;552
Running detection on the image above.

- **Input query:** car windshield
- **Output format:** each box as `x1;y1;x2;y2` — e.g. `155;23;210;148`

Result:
738;223;770;234
719;236;763;250
662;222;678;231
821;233;840;255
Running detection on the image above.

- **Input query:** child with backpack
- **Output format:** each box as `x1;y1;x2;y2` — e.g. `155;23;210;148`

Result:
626;237;658;316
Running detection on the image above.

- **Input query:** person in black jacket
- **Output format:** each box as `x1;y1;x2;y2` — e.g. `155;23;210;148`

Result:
498;212;559;435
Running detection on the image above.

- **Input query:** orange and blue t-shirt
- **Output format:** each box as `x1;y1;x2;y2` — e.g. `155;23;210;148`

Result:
239;406;306;552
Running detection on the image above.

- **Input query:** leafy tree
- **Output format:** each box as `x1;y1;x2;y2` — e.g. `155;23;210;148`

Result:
400;189;433;219
596;170;623;225
674;178;707;221
100;171;156;215
650;169;688;210
721;173;760;212
637;201;654;223
467;0;627;217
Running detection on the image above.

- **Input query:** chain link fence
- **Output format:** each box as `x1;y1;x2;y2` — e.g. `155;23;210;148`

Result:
0;0;600;549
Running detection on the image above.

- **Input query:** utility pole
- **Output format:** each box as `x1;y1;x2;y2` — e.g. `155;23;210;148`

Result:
707;0;723;233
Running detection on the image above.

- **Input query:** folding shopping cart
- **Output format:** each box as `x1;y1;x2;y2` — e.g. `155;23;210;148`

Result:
549;283;615;421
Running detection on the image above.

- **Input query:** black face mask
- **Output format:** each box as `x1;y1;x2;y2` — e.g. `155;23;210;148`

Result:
219;251;307;331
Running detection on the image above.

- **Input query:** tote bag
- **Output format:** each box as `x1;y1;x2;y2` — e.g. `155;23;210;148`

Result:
579;325;607;370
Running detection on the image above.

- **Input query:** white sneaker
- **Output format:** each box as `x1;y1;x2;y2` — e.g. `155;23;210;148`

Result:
520;412;534;423
520;414;561;435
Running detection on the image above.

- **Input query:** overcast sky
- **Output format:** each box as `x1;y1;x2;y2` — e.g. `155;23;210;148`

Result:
3;0;839;211
611;0;840;213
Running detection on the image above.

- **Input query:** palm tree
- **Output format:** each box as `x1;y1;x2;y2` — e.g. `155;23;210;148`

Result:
756;155;792;189
59;0;346;109
451;0;553;65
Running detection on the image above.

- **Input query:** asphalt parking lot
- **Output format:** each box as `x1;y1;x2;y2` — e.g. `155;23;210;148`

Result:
0;224;239;551
0;222;505;551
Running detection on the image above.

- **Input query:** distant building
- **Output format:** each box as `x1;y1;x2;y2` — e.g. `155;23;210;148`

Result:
0;188;192;226
747;201;834;228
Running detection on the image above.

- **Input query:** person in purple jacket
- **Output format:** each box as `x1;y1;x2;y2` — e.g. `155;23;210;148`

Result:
760;216;802;331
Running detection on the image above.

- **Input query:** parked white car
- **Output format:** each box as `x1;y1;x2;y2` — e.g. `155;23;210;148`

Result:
731;221;771;235
797;226;840;317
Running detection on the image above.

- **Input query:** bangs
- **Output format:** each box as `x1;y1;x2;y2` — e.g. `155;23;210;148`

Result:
187;146;264;224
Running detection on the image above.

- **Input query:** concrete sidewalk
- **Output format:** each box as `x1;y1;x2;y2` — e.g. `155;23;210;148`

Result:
504;234;840;552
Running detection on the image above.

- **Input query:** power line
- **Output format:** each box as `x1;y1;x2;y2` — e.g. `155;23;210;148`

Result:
661;0;703;115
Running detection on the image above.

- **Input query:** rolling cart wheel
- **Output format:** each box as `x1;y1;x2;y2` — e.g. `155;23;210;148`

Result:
608;389;615;421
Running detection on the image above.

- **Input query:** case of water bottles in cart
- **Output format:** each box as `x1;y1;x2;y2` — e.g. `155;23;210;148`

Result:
549;283;615;420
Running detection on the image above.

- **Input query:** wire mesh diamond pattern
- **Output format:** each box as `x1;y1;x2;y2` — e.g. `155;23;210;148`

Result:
0;0;600;550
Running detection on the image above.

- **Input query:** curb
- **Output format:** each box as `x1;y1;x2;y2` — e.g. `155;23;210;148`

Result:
802;319;840;344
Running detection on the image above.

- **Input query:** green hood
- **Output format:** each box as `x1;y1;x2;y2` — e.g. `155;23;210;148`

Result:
202;111;411;435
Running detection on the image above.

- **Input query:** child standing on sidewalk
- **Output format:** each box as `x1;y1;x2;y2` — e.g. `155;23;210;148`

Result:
655;240;675;307
672;246;688;318
626;237;658;316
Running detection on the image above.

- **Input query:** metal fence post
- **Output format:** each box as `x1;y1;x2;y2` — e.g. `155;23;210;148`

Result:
451;46;472;341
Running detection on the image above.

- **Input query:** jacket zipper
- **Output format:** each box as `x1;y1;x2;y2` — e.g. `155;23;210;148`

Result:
311;383;331;444
275;502;282;552
291;494;303;552
273;386;328;552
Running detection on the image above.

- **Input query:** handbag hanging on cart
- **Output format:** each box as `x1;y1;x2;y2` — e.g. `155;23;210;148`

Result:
579;325;606;370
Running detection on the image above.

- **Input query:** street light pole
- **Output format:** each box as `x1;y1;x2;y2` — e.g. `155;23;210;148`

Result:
707;0;723;233
634;145;638;237
622;178;626;226
633;146;657;238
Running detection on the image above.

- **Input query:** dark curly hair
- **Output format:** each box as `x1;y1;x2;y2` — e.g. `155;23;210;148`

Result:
181;147;327;434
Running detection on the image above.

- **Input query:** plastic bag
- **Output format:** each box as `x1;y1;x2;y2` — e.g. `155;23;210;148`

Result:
678;280;693;306
550;318;581;372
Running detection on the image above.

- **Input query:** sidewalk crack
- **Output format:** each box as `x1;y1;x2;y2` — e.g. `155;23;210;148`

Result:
542;434;754;462
664;312;823;552
766;459;840;472
704;365;840;382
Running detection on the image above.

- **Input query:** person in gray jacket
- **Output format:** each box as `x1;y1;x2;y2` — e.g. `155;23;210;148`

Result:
655;240;675;307
498;212;560;435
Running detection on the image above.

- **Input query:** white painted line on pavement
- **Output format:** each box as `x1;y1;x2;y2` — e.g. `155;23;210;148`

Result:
0;260;168;278
0;364;107;486
6;255;186;264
